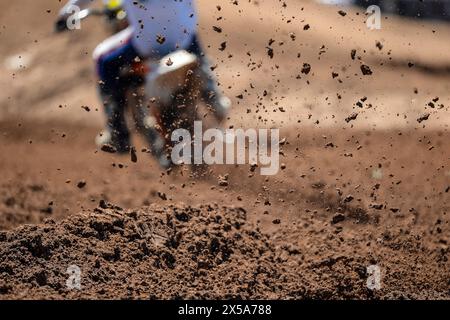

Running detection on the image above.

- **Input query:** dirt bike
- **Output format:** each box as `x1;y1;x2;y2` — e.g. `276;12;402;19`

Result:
56;5;216;173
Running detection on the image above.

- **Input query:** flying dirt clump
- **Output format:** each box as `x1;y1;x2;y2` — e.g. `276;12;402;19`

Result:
0;203;302;299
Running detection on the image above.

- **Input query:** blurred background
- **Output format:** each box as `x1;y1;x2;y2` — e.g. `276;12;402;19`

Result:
0;0;449;222
353;0;450;21
1;0;450;129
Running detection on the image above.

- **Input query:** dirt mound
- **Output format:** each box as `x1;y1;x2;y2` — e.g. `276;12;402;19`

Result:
0;121;448;300
1;200;448;300
0;203;304;299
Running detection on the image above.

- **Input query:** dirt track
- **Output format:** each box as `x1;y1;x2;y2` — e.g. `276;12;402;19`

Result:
0;0;449;299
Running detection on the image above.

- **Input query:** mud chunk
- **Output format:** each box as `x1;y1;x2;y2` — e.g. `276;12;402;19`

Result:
101;144;117;154
332;213;345;224
360;65;373;75
29;185;44;192
218;174;229;187
311;181;326;189
165;58;173;66
344;195;354;203
99;199;108;209
130;147;138;163
158;192;168;201
417;113;430;123
345;112;358;123
301;63;311;74
40;206;53;215
267;47;274;59
156;35;166;44
77;180;87;189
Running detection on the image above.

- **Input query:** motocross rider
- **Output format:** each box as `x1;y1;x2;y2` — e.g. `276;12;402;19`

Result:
56;0;230;166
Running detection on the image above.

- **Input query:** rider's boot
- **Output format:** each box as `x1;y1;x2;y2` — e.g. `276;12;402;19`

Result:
134;105;172;169
203;88;231;123
96;91;131;154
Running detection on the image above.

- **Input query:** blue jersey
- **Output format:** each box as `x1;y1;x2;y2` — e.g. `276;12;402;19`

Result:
60;0;198;56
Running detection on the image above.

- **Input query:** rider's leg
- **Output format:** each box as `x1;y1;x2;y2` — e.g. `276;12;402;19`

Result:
97;89;130;153
93;28;137;153
94;28;170;167
132;95;171;169
186;35;231;122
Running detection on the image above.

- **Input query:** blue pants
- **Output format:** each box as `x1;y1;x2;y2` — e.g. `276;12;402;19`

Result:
96;40;141;97
96;34;206;97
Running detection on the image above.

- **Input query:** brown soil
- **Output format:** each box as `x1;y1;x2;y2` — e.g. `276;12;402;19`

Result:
0;120;448;299
0;0;449;299
0;203;295;299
